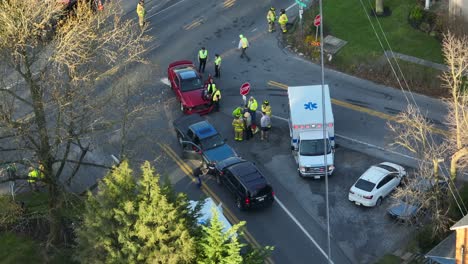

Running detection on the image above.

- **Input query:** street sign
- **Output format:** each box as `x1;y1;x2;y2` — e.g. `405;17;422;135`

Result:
240;82;250;96
314;14;321;27
295;0;310;8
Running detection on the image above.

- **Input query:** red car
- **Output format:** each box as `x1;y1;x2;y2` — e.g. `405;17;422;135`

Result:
167;60;213;115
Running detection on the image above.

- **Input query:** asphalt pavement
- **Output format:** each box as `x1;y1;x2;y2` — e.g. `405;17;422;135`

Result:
6;0;449;263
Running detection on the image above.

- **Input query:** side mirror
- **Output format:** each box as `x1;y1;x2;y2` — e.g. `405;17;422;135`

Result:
291;146;294;151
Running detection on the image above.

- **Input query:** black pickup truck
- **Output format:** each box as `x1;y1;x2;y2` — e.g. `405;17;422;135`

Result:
173;114;237;165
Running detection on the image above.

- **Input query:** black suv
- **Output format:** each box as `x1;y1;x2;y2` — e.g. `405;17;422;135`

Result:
213;157;274;210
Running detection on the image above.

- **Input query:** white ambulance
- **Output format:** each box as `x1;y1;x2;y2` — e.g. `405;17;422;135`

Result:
288;85;335;178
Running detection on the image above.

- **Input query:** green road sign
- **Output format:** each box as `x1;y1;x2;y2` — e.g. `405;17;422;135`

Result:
295;0;309;7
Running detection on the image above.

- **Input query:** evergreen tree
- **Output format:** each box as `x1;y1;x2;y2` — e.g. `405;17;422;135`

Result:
198;208;245;264
74;161;139;263
134;161;197;263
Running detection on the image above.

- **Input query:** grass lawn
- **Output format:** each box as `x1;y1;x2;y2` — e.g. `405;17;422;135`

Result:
320;0;444;68
374;254;402;264
0;232;42;263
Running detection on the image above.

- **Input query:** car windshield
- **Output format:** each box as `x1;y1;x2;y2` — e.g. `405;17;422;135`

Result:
354;179;376;192
299;139;331;156
179;70;202;92
200;134;225;150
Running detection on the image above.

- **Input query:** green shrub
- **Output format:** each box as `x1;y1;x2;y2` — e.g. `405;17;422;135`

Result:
415;224;441;252
409;5;424;26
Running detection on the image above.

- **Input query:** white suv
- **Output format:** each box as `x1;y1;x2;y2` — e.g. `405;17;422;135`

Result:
348;162;406;207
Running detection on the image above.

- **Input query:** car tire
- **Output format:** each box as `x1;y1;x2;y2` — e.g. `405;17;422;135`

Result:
376;197;383;207
236;198;245;211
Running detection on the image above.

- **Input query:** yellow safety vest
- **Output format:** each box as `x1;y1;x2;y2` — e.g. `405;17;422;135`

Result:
28;169;39;183
199;49;208;59
215;56;222;66
241;37;249;48
248;98;258;111
212;90;221;102
262;104;272;116
137;3;145;17
279;14;288;25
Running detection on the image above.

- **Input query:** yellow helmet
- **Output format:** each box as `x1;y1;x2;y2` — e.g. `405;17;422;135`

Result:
263;100;269;105
270;7;275;11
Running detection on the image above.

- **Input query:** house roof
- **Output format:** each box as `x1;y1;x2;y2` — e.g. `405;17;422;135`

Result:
451;213;468;230
425;232;455;264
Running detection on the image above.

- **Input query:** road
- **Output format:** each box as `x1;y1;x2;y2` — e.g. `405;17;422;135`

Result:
77;0;453;263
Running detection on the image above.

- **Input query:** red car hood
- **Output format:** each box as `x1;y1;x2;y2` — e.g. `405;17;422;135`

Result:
181;89;209;107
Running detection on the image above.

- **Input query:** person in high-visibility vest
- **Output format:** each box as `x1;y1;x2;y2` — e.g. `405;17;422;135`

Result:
278;9;288;33
198;47;208;73
267;7;276;33
28;166;41;191
232;115;245;141
261;100;272;117
207;78;217;95
247;96;258;126
238;34;250;61
136;0;146;28
214;54;222;78
212;89;221;112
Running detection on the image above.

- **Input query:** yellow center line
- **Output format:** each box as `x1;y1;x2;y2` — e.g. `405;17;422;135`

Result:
158;143;274;263
183;18;204;30
267;80;449;137
223;0;236;8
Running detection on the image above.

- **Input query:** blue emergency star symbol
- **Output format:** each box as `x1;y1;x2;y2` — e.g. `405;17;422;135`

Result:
304;102;317;110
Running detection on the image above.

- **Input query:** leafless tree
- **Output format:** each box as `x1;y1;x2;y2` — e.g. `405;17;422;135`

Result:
440;32;468;181
0;0;151;247
388;104;454;234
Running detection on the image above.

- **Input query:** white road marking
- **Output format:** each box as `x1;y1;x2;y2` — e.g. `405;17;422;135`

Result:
160;77;170;86
275;196;334;264
285;2;298;11
251;28;257;32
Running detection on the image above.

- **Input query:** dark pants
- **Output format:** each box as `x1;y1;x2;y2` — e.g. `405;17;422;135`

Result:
240;47;250;61
249;110;256;126
215;65;220;78
199;58;207;73
213;101;220;112
245;125;253;140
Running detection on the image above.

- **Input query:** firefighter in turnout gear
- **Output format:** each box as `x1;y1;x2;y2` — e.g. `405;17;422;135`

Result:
262;100;272;117
136;0;146;28
232;115;245;141
278;9;288;33
267;7;276;32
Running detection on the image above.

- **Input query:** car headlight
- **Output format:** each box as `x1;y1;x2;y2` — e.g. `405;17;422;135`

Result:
328;165;335;171
299;167;306;172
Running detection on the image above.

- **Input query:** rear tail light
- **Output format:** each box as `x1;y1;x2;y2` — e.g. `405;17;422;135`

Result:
219;171;224;176
363;195;373;199
271;191;275;197
245;197;250;205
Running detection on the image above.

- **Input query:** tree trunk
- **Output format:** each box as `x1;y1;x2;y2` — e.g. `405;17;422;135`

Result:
451;147;468;181
26;56;64;248
375;0;384;15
